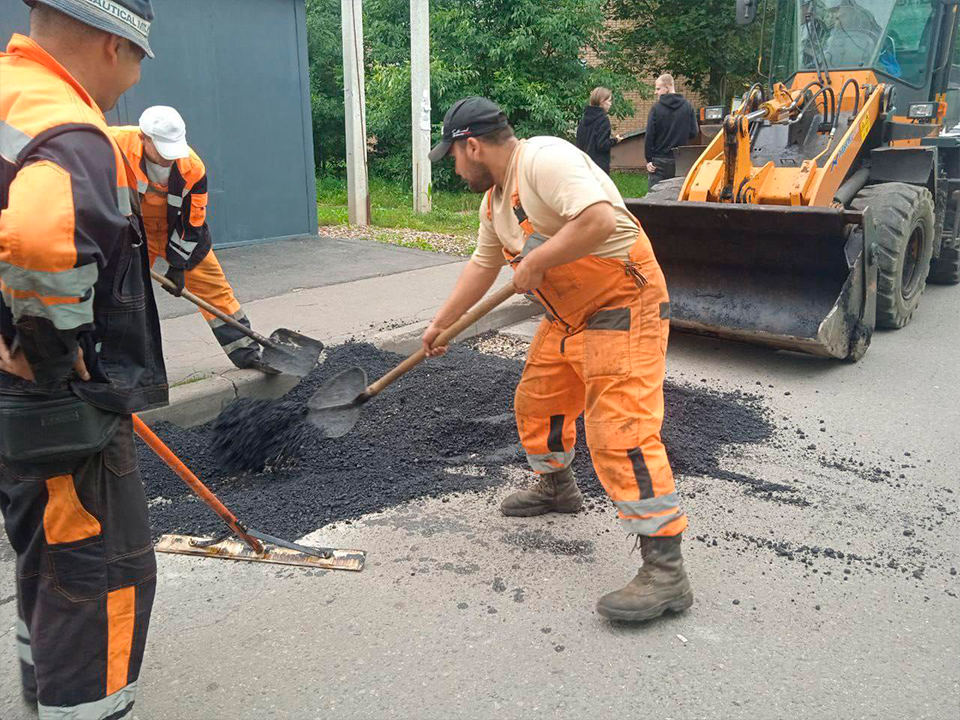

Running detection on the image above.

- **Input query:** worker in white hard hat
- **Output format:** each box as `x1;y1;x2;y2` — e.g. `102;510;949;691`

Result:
110;107;266;371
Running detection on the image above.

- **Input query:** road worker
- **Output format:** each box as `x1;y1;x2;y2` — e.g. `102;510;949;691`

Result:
0;1;167;717
423;97;693;621
110;108;265;371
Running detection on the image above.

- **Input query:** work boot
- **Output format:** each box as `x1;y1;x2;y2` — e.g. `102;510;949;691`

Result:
500;467;583;517
596;534;693;621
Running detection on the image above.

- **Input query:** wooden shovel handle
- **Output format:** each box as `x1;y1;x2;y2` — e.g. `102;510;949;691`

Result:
150;269;279;351
132;415;265;554
366;283;518;397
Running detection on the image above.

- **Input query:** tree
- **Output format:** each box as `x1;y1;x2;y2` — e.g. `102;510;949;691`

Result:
610;0;768;105
305;0;347;173
305;0;638;188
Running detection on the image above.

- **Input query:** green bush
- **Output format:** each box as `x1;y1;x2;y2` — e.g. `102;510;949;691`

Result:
307;0;641;189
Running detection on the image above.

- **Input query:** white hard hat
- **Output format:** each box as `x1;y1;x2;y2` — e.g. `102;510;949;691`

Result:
139;106;189;161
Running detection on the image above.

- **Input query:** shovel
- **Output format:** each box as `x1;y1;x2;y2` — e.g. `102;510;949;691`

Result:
306;283;518;438
151;269;323;377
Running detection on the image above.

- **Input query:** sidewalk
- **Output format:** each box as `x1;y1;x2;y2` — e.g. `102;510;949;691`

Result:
145;236;539;426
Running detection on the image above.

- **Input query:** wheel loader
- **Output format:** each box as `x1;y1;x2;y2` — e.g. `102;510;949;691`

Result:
628;0;960;361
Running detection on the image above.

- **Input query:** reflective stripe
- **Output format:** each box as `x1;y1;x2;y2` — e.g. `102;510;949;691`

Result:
0;119;32;162
117;187;134;216
168;231;198;259
615;493;681;517
39;680;137;720
136;180;148;195
1;286;94;330
17;636;33;666
526;449;575;473
166;194;183;208
619;511;684;535
16;618;29;639
206;309;248;329
0;261;97;299
221;336;257;355
519;231;548;257
587;307;631;332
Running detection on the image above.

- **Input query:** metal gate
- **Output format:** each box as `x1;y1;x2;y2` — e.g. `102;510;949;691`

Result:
1;0;317;247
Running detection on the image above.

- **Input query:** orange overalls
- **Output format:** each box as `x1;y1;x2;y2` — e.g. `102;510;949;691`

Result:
110;128;259;368
504;146;687;537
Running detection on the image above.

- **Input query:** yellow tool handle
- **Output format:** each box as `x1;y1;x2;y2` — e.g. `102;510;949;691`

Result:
366;283;518;397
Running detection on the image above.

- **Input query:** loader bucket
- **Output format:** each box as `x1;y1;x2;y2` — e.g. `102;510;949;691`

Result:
625;199;877;360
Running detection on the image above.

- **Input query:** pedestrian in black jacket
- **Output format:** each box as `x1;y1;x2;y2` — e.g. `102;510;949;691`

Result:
645;74;699;188
576;87;622;175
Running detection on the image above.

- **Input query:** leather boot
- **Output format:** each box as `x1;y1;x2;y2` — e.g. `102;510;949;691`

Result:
500;467;583;516
596;534;693;621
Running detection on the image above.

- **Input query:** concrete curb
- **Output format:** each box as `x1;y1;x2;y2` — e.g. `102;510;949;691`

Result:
141;297;542;428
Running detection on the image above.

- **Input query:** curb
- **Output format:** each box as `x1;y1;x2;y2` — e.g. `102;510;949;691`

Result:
141;297;542;428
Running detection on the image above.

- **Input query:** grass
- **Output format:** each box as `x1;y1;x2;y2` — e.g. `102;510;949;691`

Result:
318;172;648;256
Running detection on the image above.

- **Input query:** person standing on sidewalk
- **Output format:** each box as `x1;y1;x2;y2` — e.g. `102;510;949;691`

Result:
576;86;622;175
423;97;692;622
110;108;266;371
644;74;699;189
0;1;168;717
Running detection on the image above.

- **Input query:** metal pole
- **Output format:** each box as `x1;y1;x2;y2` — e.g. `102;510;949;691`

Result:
410;0;432;213
341;0;370;225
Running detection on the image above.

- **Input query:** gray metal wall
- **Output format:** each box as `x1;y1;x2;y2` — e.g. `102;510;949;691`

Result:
1;0;317;248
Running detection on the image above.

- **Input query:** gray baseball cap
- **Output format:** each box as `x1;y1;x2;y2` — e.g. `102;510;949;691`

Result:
24;0;155;58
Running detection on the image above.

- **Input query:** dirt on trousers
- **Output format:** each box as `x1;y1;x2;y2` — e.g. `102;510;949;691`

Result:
137;342;777;542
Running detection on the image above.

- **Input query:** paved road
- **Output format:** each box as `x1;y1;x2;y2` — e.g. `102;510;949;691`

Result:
154;235;459;320
1;284;957;720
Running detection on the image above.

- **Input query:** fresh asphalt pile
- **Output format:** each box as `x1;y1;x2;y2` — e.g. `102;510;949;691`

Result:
137;342;777;541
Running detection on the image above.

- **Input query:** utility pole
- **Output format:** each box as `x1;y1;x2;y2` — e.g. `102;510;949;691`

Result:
341;0;370;225
410;0;431;213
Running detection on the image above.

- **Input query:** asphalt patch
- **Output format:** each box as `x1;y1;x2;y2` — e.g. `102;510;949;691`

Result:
137;342;778;541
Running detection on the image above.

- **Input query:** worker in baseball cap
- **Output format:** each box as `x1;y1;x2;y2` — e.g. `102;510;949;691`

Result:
22;0;155;57
1;1;166;718
423;97;692;623
111;107;268;371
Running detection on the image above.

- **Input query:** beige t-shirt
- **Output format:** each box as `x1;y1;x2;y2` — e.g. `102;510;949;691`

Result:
471;137;638;269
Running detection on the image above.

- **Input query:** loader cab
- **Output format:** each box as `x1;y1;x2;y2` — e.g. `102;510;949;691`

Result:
768;0;957;108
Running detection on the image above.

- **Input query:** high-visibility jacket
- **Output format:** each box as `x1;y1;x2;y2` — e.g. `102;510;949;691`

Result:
0;35;168;413
109;127;212;270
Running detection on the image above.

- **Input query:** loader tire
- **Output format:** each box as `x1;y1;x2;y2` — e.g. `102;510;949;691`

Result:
929;245;960;285
641;176;686;202
851;183;935;329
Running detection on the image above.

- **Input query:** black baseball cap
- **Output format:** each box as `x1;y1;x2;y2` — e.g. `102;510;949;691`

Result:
429;97;509;162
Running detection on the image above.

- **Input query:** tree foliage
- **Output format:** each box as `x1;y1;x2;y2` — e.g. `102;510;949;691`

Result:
305;0;638;187
610;0;768;105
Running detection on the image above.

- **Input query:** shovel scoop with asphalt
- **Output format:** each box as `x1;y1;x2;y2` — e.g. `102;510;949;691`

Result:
151;269;323;377
307;283;518;438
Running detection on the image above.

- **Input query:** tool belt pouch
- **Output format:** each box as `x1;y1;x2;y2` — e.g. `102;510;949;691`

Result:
0;391;121;465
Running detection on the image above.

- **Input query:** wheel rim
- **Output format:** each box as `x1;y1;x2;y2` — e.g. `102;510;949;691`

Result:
901;226;924;300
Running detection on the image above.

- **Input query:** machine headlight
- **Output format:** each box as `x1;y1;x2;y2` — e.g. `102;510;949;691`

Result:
907;102;936;119
703;106;725;122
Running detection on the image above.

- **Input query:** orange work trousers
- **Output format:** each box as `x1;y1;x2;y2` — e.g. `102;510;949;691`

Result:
515;267;687;537
144;216;258;368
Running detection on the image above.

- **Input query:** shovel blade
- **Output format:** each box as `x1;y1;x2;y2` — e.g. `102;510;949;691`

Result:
306;367;368;438
261;328;324;377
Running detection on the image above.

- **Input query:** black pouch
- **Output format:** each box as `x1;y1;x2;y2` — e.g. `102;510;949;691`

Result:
0;391;121;464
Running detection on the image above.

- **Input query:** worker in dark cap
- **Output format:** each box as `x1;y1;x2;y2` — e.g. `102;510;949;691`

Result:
0;1;166;717
424;97;693;623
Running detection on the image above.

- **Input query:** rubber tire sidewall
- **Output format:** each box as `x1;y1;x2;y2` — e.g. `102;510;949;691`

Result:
851;183;935;329
641;176;686;202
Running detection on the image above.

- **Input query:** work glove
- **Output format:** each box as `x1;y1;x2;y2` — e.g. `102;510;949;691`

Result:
163;266;186;297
